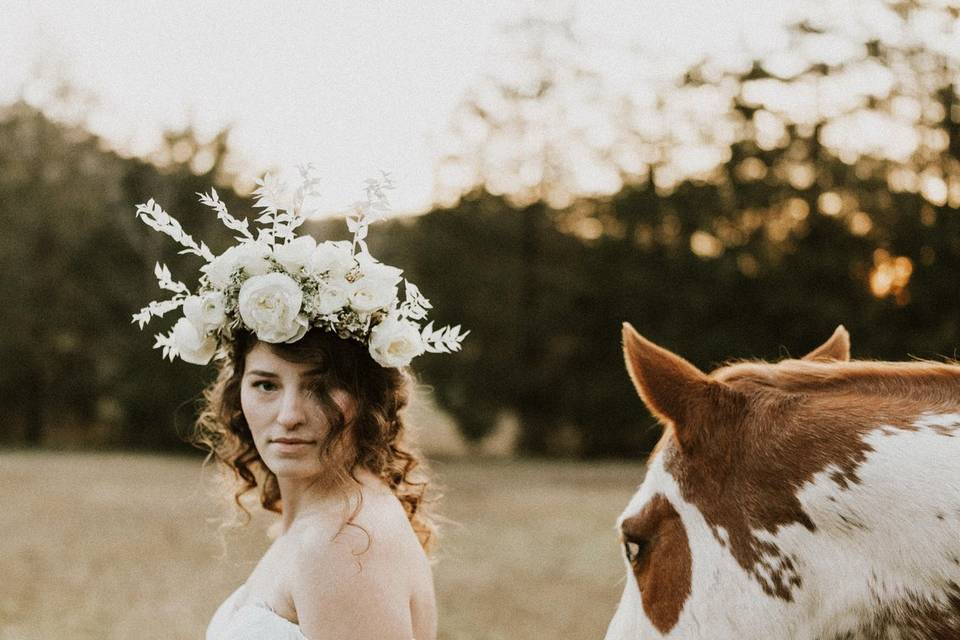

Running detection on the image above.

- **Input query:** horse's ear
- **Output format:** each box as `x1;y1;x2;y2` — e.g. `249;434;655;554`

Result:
622;323;744;453
802;325;850;362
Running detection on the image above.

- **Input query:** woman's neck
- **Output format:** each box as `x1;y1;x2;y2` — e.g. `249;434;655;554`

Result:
276;467;383;533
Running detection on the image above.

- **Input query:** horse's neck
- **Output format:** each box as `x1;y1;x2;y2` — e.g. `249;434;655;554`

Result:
788;410;960;625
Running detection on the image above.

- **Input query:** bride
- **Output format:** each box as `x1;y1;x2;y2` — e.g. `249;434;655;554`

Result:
201;328;437;640
131;169;467;639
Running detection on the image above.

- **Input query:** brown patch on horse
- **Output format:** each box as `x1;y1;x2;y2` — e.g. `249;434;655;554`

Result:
623;325;960;600
902;588;960;639
621;493;692;634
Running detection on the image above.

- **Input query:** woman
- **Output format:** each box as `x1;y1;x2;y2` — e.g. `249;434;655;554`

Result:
132;170;466;640
201;329;437;640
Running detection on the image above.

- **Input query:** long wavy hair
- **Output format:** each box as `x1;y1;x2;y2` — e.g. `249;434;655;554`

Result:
193;328;437;552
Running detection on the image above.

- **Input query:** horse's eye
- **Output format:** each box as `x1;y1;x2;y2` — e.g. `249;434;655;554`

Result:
623;534;648;564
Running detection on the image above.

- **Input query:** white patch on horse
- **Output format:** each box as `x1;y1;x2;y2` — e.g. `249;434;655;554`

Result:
915;411;960;435
713;525;730;548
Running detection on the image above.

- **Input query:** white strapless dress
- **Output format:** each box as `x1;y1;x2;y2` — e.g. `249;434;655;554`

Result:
207;584;309;640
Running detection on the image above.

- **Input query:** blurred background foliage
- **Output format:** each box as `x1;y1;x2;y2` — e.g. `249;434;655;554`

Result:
2;0;959;457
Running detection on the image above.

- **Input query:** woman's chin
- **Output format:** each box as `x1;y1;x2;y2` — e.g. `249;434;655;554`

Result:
263;454;323;479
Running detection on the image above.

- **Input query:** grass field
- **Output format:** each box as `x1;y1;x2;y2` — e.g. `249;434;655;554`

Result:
0;452;644;640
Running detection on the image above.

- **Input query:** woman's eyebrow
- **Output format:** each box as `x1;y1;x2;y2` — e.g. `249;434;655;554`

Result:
245;369;278;378
245;368;324;379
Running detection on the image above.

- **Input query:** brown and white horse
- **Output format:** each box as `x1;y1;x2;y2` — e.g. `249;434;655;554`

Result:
606;324;960;640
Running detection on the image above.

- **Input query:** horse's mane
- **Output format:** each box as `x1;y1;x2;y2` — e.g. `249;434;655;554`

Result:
713;358;960;394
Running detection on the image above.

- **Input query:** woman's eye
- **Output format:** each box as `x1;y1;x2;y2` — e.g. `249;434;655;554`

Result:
253;380;278;392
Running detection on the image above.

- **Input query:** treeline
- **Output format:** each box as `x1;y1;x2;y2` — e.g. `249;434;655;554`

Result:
381;6;960;455
2;4;959;456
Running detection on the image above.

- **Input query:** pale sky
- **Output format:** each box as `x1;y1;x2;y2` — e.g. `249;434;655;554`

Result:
0;1;800;214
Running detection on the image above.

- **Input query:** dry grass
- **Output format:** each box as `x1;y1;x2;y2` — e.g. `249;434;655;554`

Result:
0;452;643;640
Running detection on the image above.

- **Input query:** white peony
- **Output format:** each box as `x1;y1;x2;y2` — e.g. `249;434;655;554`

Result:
315;279;350;315
238;272;305;343
201;242;272;287
172;317;217;365
349;255;402;313
309;241;355;279
182;292;226;334
368;316;424;368
273;235;317;273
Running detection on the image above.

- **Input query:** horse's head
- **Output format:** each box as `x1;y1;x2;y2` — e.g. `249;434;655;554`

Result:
606;324;960;639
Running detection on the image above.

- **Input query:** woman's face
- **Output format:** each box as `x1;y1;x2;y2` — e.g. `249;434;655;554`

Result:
240;342;353;479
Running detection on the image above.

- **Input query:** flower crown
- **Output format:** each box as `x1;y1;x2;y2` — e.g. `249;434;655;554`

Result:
132;166;467;369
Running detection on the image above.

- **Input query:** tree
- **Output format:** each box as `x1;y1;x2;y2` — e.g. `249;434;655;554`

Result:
0;85;240;448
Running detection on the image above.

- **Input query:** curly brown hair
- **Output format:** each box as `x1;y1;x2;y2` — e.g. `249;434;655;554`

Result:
193;328;437;551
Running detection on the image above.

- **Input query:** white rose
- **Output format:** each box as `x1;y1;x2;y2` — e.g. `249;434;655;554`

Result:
233;242;272;276
238;272;306;343
273;235;317;273
315;279;350;315
182;292;226;334
349;255;402;314
309;241;355;279
172;317;217;365
201;242;271;287
368;317;424;368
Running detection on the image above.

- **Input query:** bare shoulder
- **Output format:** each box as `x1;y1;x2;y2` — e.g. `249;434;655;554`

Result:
293;482;423;567
288;482;435;640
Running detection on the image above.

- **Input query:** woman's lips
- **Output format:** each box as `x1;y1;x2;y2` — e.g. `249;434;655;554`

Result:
270;438;316;453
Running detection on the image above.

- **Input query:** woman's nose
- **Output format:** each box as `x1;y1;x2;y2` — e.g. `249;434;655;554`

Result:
276;389;307;428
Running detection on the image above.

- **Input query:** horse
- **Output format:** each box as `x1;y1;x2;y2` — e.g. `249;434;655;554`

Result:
605;324;960;639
